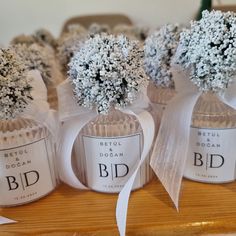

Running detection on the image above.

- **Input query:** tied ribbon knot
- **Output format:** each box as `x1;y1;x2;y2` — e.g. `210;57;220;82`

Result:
150;65;236;209
57;79;155;236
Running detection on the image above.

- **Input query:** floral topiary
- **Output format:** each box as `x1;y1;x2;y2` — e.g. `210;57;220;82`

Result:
144;24;181;88
10;34;37;46
34;28;57;48
13;43;54;86
113;24;149;41
173;10;236;92
88;23;111;36
0;48;32;119
67;24;87;35
133;25;150;41
57;29;87;70
68;33;146;114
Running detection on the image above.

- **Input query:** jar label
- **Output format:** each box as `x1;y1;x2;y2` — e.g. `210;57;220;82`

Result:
82;134;148;192
184;127;236;183
0;138;54;206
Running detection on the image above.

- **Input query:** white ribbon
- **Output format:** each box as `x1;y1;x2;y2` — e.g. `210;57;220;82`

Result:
57;79;155;235
116;109;154;236
22;70;58;138
150;65;236;209
0;216;17;225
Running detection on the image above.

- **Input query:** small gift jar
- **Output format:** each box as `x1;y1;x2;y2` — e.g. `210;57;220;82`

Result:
58;34;155;193
0;118;57;206
184;92;236;183
0;48;58;206
150;10;236;209
74;107;153;193
144;24;181;111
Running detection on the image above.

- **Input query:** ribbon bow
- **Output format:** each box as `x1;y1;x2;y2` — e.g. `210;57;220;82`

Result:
57;79;155;236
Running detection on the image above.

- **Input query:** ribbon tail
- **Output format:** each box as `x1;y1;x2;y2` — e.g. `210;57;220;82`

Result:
58;113;96;189
150;91;201;208
0;216;17;225
116;110;155;236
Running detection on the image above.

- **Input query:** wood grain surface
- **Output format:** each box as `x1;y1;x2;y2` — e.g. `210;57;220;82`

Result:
1;177;236;236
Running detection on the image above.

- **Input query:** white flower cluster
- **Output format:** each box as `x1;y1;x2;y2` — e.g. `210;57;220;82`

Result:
113;24;137;40
11;34;37;46
113;24;150;41
57;30;87;71
174;10;236;92
11;28;56;49
34;28;57;48
88;23;111;36
69;34;146;114
13;44;54;86
132;25;150;41
144;24;181;88
0;48;32;120
67;24;87;34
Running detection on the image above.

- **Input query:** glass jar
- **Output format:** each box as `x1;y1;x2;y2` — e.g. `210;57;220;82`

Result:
147;81;176;129
184;92;236;183
73;108;154;193
147;81;176;111
0;117;58;207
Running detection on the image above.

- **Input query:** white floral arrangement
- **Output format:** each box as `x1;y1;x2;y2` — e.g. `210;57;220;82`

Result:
144;24;181;88
11;34;37;46
69;33;146;114
67;24;87;34
0;48;32;120
173;10;236;92
133;25;150;41
88;23;111;36
57;30;87;70
34;28;57;48
113;24;149;41
13;43;54;86
11;29;56;49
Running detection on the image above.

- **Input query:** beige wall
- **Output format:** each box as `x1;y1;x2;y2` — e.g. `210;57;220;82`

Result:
0;0;235;45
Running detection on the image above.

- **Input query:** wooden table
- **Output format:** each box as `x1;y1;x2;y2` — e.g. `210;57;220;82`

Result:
1;177;236;235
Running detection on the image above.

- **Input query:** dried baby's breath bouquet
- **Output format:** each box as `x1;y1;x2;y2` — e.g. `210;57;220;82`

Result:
11;34;37;46
57;29;87;70
113;24;149;41
174;10;236;92
11;28;56;49
0;48;32;119
132;25;150;41
69;33;146;114
33;28;57;48
13;43;54;86
88;23;111;36
66;24;87;35
144;24;181;88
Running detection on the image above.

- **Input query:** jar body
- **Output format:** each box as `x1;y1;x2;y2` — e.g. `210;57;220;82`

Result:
0;118;58;207
147;81;176;132
73;109;154;193
147;81;176;110
184;92;236;183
